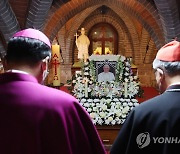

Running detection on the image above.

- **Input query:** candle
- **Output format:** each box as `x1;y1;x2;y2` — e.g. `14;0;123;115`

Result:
52;44;61;86
124;82;128;98
85;77;88;98
136;69;138;77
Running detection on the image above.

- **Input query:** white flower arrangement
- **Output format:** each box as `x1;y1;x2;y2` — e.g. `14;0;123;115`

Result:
72;55;142;125
79;98;139;125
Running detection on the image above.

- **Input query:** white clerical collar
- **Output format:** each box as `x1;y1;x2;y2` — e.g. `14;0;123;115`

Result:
6;69;29;74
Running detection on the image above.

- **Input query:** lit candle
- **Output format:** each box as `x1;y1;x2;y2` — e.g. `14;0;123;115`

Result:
124;82;128;98
52;44;61;86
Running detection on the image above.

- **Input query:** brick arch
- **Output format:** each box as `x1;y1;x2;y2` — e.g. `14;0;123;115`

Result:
81;6;141;63
82;7;136;56
154;0;180;42
84;17;132;55
83;16;133;55
0;0;20;56
57;5;100;64
66;6;141;64
66;16;136;64
44;0;163;49
57;5;139;64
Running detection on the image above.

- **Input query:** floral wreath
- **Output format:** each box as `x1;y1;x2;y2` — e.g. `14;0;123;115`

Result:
72;55;141;125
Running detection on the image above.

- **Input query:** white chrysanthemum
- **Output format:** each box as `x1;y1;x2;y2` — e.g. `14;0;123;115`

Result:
122;106;130;114
91;103;95;107
124;72;129;76
77;77;82;81
84;72;89;75
88;88;91;92
117;119;121;124
105;120;110;125
134;76;138;80
120;98;124;102
98;120;103;125
123;102;128;107
115;110;122;117
113;98;119;102
128;102;133;106
124;78;129;82
106;99;112;103
111;120;116;125
126;99;130;102
120;56;126;61
108;117;113;122
94;99;100;102
90;112;96;119
93;107;98;112
87;99;93;103
84;62;89;65
81;98;87;103
125;62;130;65
116;101;121;105
132;99;138;103
85;67;89;70
89;81;93;84
84;103;89;107
125;67;129;71
77;93;84;98
134;103;139;106
87;108;92;112
99;112;106;118
121;119;126;123
121;114;127;118
102;104;107;111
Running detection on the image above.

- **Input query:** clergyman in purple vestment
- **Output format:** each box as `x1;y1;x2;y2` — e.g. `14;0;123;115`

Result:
0;28;105;154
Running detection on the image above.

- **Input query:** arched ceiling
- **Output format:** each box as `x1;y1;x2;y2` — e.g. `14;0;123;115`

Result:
44;0;165;47
0;0;179;57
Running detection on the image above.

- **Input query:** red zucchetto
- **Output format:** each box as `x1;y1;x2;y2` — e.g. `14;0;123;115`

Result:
156;40;180;62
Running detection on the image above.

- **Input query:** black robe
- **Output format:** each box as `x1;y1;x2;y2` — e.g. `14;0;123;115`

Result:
111;85;180;154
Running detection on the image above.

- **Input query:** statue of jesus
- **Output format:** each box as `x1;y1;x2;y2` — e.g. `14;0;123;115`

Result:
76;28;90;63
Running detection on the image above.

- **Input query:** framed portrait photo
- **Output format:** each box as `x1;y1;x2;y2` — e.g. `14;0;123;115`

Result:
95;60;117;82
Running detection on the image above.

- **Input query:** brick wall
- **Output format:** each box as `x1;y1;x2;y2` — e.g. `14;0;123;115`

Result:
1;0;179;87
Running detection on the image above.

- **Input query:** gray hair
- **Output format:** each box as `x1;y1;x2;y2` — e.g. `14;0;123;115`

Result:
103;64;110;68
153;59;180;75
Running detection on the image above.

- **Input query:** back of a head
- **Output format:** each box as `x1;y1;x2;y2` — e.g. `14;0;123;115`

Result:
153;40;180;76
6;28;51;66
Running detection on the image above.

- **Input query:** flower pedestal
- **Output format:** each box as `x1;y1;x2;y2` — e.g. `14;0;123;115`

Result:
96;125;122;151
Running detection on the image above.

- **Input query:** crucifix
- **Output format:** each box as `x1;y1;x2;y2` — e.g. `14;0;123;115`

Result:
74;33;79;41
52;59;60;76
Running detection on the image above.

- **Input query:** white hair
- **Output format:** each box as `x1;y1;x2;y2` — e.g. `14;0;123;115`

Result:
153;59;180;75
103;64;110;68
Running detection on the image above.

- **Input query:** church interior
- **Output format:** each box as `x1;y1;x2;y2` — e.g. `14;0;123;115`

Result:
0;0;180;151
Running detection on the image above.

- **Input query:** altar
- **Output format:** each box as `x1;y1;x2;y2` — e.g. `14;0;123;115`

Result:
71;55;140;126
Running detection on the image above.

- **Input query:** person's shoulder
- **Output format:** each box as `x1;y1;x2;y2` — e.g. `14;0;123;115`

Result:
45;85;77;100
34;84;78;107
98;72;104;76
133;94;165;114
